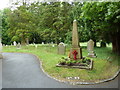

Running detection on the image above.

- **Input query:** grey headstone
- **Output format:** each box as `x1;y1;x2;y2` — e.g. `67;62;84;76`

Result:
51;42;53;44
2;44;5;47
87;39;96;58
16;43;21;49
58;42;66;55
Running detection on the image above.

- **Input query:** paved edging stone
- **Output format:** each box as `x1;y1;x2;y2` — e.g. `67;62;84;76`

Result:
70;69;120;85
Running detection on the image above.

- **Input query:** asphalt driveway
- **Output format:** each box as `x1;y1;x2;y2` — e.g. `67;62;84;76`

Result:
2;53;119;88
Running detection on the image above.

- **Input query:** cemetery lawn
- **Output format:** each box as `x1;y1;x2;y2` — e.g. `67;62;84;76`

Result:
3;43;120;82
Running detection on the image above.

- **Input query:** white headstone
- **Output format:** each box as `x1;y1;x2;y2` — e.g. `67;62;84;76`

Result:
52;45;55;47
42;42;44;45
13;41;17;46
35;45;38;48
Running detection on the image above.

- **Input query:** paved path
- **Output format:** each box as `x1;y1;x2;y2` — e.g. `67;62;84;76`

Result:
2;53;119;88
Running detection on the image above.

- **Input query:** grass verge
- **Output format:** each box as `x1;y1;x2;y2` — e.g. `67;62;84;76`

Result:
3;43;120;82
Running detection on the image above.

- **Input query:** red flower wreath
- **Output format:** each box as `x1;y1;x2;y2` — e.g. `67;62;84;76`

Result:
72;50;78;60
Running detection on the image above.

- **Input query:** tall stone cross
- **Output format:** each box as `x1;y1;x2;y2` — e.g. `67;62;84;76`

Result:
70;20;82;60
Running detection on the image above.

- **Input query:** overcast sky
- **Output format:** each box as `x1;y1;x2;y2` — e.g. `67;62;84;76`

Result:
0;0;119;10
0;0;9;10
0;0;63;10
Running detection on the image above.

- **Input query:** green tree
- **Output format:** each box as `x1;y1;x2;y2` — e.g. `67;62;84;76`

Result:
81;2;120;53
7;2;35;45
36;2;72;44
1;8;11;45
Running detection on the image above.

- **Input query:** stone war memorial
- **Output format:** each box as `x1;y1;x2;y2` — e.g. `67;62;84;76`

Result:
69;20;82;60
56;20;93;70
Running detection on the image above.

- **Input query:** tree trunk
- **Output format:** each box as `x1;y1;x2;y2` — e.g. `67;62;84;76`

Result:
55;38;60;45
111;31;120;54
21;36;26;45
94;40;97;47
26;38;29;45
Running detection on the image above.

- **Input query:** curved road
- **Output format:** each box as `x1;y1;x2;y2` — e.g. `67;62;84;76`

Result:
2;53;119;88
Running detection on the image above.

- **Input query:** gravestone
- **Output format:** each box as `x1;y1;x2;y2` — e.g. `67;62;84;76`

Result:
58;42;66;55
16;43;21;49
51;42;53;44
87;39;96;58
33;42;35;46
2;44;5;47
70;20;82;59
13;41;17;46
35;45;38;48
0;38;3;59
52;45;55;47
26;38;29;45
42;42;44;45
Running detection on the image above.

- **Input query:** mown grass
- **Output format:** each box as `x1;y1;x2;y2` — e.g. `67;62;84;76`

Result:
3;43;120;82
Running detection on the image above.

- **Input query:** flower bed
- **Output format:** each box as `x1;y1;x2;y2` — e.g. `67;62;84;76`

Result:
56;57;93;70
